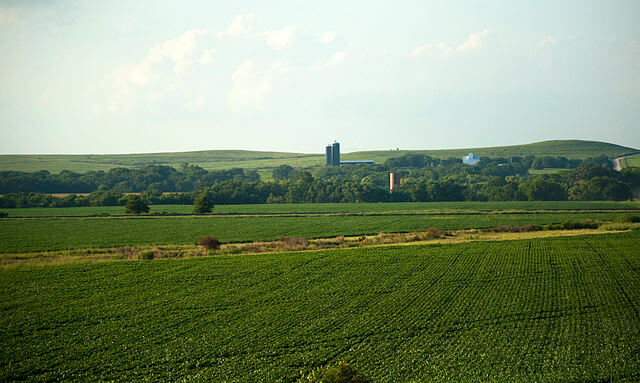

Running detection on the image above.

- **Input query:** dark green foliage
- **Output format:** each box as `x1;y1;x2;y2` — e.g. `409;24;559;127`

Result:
614;215;640;223
0;211;7;218
138;250;154;260
2;232;640;381
198;236;220;250
543;221;599;230
298;359;372;383
488;224;542;233
125;195;149;214
0;161;637;205
530;156;582;170
193;192;213;213
272;164;295;181
518;177;567;201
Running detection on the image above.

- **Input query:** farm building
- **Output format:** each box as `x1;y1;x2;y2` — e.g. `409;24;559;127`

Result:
325;141;374;166
462;152;480;165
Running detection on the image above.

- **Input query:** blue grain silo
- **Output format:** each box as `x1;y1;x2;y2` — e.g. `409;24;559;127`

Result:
331;142;340;166
325;145;333;165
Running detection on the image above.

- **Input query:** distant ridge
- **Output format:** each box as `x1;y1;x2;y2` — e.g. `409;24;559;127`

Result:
0;140;637;173
346;140;640;163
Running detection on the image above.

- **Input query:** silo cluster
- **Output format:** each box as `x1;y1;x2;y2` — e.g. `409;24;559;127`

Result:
325;142;341;166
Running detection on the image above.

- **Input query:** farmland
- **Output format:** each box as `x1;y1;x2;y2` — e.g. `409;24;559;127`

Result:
3;200;640;217
0;139;636;173
0;210;632;253
1;231;639;381
620;154;640;168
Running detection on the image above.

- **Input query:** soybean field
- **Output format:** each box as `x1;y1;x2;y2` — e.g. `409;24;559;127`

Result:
0;210;630;253
1;231;639;382
3;200;640;217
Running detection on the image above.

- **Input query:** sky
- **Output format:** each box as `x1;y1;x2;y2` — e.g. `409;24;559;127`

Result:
1;0;639;154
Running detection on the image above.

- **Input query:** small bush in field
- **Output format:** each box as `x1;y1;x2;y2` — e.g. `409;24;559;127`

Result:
423;227;445;239
198;236;220;250
297;358;372;383
0;211;8;218
138;250;154;260
615;215;640;223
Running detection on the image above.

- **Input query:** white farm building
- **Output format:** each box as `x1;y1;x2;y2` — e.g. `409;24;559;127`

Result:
462;152;480;165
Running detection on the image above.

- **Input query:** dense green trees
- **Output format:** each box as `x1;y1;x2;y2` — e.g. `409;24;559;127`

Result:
125;195;149;214
0;155;638;208
0;165;258;194
193;192;213;213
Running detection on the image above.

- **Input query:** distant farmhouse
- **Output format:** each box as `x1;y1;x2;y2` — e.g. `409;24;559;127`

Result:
462;152;480;165
325;142;374;166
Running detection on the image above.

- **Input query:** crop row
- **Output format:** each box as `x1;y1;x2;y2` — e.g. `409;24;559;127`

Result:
1;231;639;381
0;211;627;253
2;200;640;217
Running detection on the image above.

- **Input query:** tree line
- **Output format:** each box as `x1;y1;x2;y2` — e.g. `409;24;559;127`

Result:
0;154;638;208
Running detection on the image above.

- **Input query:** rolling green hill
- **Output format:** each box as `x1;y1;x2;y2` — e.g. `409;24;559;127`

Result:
0;140;636;173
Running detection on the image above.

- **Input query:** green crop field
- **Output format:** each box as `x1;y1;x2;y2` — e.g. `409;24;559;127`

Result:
528;168;568;175
0;211;630;253
1;231;639;381
1;140;636;173
3;200;640;217
620;154;640;168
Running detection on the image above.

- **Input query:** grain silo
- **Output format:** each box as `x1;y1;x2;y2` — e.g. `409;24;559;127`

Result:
331;142;340;166
390;172;400;193
325;145;333;165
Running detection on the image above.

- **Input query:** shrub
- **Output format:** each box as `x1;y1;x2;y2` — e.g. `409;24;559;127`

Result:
138;250;154;260
282;237;308;250
488;224;541;233
424;227;445;239
193;192;213;214
198;236;221;250
614;215;640;224
544;221;599;231
298;359;372;383
0;211;7;218
125;195;149;214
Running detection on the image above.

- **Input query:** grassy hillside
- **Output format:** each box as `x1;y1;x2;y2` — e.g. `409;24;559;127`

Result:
0;140;636;173
347;139;638;163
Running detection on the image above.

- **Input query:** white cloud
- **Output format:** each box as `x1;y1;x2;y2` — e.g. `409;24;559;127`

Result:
104;29;212;111
272;59;289;75
199;48;216;64
414;29;489;58
312;51;347;72
456;29;489;52
186;94;206;110
0;8;16;25
218;14;255;37
152;29;209;64
530;35;557;53
228;60;272;109
327;51;346;65
436;42;454;57
260;26;295;50
319;31;336;44
411;43;433;57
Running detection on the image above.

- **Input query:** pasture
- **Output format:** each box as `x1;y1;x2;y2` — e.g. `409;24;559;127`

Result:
1;231;639;381
0;140;635;173
620;154;640;168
